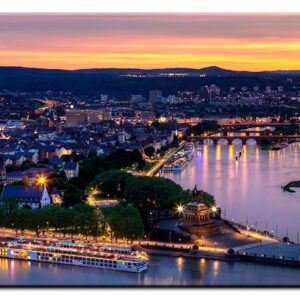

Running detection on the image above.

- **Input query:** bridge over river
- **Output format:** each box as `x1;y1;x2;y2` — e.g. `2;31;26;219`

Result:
195;135;300;145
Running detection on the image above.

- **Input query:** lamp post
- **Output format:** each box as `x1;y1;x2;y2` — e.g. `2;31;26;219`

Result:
211;206;217;218
37;175;47;187
176;205;184;218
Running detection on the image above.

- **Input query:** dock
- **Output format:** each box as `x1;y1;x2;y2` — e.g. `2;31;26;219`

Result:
229;240;300;267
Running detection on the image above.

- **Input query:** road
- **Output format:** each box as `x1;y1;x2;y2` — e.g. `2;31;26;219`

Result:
0;227;227;254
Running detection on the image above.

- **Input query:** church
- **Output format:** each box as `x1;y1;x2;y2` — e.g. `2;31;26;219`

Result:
0;184;51;208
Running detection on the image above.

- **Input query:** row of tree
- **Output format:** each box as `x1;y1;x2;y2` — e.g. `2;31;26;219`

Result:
102;205;144;242
0;201;103;238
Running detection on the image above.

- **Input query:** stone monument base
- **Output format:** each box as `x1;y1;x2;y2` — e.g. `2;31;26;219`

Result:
178;221;221;236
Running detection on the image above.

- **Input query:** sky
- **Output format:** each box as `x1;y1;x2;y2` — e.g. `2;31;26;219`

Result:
1;14;300;71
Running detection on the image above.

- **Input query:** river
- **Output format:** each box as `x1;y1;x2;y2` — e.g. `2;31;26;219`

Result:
1;255;300;286
1;142;300;286
164;142;300;241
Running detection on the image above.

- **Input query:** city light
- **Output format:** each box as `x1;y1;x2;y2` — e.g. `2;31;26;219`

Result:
211;206;217;213
37;175;47;186
176;205;184;213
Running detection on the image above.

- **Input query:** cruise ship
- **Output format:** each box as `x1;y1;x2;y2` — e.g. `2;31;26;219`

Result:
163;159;175;172
184;142;195;151
0;240;148;273
163;143;194;172
172;158;187;172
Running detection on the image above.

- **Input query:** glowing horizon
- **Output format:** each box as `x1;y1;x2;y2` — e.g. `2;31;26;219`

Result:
1;14;300;71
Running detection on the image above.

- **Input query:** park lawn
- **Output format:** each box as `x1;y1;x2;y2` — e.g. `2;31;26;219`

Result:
283;181;300;193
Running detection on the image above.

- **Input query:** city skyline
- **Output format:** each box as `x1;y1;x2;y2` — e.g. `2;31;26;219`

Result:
1;14;300;71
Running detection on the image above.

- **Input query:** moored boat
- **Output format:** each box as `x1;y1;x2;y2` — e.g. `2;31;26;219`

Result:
0;240;148;273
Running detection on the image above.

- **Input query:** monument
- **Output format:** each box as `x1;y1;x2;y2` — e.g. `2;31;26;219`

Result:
178;186;220;236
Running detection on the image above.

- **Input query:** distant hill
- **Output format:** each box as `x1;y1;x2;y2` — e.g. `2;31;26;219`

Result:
0;66;299;96
69;66;261;76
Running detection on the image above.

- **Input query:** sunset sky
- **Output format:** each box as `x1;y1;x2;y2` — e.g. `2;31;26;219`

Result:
1;14;300;71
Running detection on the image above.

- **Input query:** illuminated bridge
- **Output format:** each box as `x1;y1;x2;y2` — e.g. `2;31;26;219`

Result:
195;135;300;145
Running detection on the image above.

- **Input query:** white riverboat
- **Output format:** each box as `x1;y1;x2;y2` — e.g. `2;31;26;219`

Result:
172;159;187;172
184;142;195;151
0;240;148;273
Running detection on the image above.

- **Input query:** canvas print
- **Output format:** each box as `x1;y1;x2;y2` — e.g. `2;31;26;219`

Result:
0;13;300;287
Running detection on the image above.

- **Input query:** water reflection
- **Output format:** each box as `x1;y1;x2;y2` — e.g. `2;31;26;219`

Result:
1;255;300;286
164;142;300;241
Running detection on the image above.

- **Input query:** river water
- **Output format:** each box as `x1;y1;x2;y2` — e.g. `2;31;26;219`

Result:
1;142;300;286
1;255;300;286
164;142;300;241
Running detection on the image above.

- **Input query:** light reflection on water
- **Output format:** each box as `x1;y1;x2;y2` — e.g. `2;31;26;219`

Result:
164;142;300;241
1;143;300;286
1;255;300;286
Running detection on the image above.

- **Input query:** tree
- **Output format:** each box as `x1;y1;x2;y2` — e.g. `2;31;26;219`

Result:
102;205;144;242
137;159;146;169
94;170;133;199
63;184;84;207
0;204;6;227
12;208;31;234
21;176;30;186
1;196;18;215
123;176;189;220
144;146;155;157
187;120;220;136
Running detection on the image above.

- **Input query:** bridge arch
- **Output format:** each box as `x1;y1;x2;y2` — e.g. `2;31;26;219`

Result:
217;138;229;145
246;138;257;145
203;138;214;145
231;138;243;145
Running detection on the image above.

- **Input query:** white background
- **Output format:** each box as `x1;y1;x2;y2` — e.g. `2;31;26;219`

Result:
0;0;300;298
0;0;299;13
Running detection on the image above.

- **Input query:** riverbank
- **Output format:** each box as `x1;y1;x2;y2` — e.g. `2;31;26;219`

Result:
163;142;300;242
141;244;230;261
282;180;300;193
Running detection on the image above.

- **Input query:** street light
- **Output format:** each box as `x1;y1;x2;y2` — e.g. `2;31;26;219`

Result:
211;206;217;216
176;205;184;218
211;206;217;213
176;205;184;213
37;175;47;186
